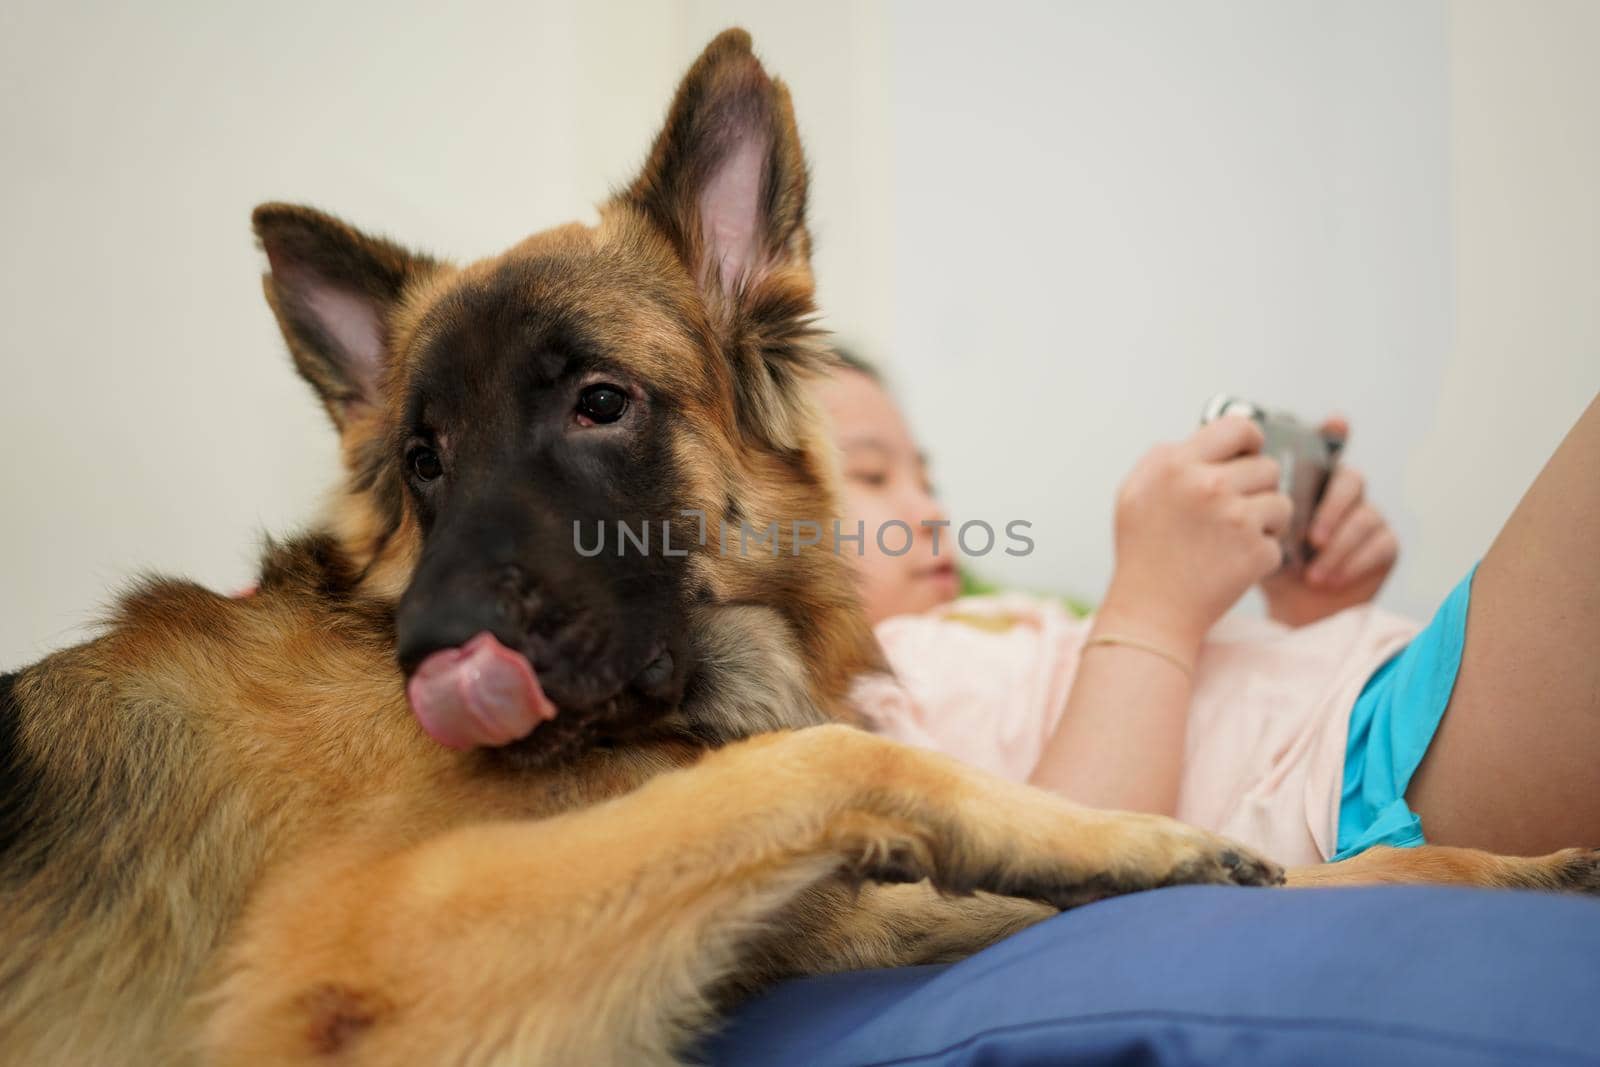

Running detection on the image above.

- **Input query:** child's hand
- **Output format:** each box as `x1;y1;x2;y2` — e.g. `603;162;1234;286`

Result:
1260;417;1399;627
1101;416;1292;650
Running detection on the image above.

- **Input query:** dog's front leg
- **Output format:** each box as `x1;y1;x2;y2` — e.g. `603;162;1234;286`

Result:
199;725;1279;1067
733;880;1054;995
1289;844;1600;892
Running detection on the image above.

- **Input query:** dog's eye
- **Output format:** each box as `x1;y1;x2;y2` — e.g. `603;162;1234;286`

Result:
408;445;444;482
576;383;629;425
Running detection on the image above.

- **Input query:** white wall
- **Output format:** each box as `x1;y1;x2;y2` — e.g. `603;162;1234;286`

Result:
2;1;1595;667
885;0;1456;613
1406;0;1600;602
880;0;1598;615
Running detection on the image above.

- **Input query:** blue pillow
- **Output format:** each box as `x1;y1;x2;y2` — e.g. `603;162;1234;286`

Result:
704;886;1600;1066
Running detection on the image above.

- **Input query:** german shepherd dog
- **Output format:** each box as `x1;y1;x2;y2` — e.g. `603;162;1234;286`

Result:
3;29;1595;1067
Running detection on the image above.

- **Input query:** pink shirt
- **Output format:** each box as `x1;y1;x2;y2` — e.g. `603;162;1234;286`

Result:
851;594;1419;867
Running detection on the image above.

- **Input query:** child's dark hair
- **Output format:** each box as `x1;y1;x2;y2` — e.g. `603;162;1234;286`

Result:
830;344;884;383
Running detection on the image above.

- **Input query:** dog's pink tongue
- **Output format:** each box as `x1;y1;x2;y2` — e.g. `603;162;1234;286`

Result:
407;632;556;750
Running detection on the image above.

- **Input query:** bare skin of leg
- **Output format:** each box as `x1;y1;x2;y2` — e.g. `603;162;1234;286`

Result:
1405;391;1600;855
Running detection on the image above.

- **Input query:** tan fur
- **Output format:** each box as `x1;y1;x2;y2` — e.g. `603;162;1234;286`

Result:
196;726;1283;1066
2;27;1594;1067
1288;844;1600;892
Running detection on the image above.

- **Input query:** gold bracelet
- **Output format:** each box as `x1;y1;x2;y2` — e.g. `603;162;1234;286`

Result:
1082;633;1195;680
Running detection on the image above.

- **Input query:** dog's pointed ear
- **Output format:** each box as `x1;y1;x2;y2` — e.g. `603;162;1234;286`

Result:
253;203;438;429
621;30;831;450
622;28;811;309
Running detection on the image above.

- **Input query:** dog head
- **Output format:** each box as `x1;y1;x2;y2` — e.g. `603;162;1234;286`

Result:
254;30;880;761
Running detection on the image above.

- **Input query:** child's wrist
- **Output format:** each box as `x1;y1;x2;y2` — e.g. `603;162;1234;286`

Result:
1095;584;1208;657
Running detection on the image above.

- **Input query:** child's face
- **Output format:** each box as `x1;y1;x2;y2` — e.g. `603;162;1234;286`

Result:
815;368;960;624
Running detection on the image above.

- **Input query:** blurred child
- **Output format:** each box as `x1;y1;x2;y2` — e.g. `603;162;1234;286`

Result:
819;354;1597;867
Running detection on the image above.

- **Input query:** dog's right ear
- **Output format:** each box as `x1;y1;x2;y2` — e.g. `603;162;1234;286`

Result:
253;204;438;429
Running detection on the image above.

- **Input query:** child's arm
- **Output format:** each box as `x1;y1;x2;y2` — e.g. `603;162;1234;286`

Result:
1029;599;1200;815
1029;417;1288;814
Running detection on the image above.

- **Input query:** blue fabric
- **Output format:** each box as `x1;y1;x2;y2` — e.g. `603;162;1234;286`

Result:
704;886;1600;1067
1335;564;1478;861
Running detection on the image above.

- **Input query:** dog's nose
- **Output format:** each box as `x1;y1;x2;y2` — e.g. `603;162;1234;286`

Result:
396;553;536;674
396;587;525;675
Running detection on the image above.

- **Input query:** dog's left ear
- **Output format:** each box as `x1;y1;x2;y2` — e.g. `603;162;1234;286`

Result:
623;28;812;303
253;203;439;431
620;30;829;448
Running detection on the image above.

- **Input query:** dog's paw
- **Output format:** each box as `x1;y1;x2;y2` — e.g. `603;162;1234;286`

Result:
1016;818;1285;911
1100;816;1285;894
1163;838;1286;889
1549;847;1600;895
